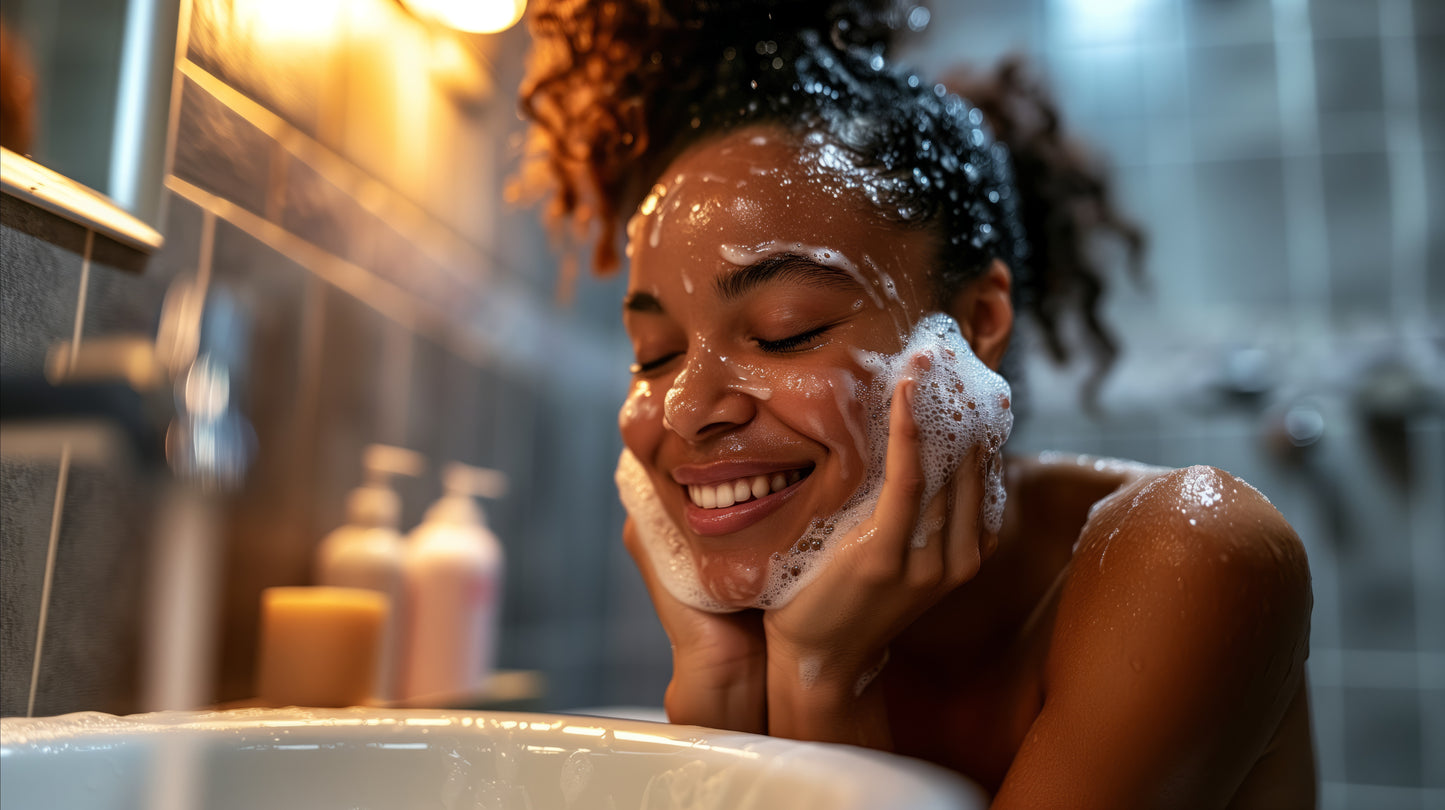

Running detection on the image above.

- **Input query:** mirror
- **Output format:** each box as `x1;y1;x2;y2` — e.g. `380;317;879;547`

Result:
1;0;183;250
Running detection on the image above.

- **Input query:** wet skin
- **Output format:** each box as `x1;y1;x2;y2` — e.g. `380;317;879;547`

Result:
619;125;1316;808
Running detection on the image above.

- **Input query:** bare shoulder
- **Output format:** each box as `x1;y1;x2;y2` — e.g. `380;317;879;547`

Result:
993;465;1314;808
1071;464;1311;603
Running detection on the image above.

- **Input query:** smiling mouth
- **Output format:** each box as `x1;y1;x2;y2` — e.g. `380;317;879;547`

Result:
686;469;808;509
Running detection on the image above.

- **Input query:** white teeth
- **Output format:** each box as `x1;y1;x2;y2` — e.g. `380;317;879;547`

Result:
685;470;807;509
750;476;769;499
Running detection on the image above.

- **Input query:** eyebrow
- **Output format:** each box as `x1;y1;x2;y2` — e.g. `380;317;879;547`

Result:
622;253;862;316
714;253;861;302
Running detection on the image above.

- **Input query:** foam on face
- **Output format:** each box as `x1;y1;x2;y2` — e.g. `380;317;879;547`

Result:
616;312;1013;612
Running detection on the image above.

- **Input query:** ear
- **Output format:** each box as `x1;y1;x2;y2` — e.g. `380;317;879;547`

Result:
946;260;1013;371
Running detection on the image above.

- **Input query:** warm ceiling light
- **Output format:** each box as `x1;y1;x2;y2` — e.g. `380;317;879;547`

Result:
402;0;526;34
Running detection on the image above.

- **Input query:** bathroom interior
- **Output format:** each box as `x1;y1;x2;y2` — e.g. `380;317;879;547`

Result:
0;0;1440;807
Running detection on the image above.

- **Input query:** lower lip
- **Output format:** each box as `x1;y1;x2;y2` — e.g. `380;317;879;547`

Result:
684;476;808;536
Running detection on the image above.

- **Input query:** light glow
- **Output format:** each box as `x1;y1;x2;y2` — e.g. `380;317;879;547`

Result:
403;0;526;34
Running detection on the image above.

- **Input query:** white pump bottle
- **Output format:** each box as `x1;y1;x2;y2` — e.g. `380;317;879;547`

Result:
401;462;507;702
314;444;424;702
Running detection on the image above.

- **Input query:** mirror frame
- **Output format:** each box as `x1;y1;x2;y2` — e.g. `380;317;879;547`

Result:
1;146;163;251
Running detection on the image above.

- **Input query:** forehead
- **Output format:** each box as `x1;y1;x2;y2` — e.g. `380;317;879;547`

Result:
626;124;923;287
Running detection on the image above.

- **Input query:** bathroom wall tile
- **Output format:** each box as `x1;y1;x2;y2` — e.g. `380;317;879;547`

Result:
368;220;456;321
393;335;450;531
1069;114;1150;171
276;154;374;269
1190;157;1291;309
0;460;61;717
332;0;427;203
1415;0;1445;35
308;283;392;546
908;0;1044;75
0;198;86;375
208;220;316;701
1421;686;1445;790
30;466;153;717
184;0;342;139
1183;0;1275;47
485;374;540;566
1188;44;1281;160
1322;152;1394;320
1425;144;1445;309
173;78;273;218
1416;36;1444;111
1137;44;1191;120
1404;419;1444;659
1342;686;1423;787
1309;0;1381;41
1313;39;1385;114
1318;425;1419;652
81;197;206;339
1317;111;1388;156
1048;46;1145;121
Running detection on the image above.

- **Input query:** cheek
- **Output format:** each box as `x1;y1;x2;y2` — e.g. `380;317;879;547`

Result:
619;380;663;454
763;364;875;491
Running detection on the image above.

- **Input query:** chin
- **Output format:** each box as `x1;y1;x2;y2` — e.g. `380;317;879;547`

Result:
694;548;771;608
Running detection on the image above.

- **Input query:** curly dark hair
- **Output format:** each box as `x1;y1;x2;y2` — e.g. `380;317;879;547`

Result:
516;0;1143;397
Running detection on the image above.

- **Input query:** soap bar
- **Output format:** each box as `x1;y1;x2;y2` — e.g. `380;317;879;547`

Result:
256;586;389;708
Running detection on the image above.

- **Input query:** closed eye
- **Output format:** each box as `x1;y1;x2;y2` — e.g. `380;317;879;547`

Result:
756;325;832;353
630;352;681;375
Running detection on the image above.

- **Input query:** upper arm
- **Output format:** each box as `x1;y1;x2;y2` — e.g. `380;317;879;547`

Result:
994;466;1312;810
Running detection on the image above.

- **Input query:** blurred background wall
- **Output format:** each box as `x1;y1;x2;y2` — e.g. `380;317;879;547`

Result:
0;1;1440;809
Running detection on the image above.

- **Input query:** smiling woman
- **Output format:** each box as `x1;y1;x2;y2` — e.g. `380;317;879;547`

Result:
518;1;1316;806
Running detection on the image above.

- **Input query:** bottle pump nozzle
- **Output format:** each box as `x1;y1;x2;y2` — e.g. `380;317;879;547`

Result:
427;462;508;526
347;444;425;529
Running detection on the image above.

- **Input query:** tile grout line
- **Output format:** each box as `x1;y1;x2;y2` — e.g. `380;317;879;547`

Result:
1270;0;1332;345
1379;0;1430;332
26;443;72;718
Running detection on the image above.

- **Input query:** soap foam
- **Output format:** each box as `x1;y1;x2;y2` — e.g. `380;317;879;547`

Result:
616;313;1013;612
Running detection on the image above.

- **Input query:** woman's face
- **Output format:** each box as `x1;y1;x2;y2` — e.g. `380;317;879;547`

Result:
619;124;943;608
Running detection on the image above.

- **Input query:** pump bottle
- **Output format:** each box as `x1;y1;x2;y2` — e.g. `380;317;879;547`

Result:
400;462;507;702
314;444;424;701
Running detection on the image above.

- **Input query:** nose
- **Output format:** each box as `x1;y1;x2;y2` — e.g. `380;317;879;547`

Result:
663;346;757;440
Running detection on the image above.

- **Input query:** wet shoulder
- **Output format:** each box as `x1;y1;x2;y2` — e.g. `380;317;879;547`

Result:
1049;463;1312;689
1073;464;1309;591
995;465;1314;806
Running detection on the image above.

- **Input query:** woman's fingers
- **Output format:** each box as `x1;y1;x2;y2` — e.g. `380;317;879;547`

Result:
942;448;986;585
870;375;928;555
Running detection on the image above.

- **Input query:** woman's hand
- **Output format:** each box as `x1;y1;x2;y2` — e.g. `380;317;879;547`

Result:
761;374;994;746
622;518;767;733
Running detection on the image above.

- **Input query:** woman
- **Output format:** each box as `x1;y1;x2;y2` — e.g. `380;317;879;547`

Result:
519;1;1315;806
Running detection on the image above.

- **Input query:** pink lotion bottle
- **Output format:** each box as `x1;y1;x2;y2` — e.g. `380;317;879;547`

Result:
400;462;508;703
